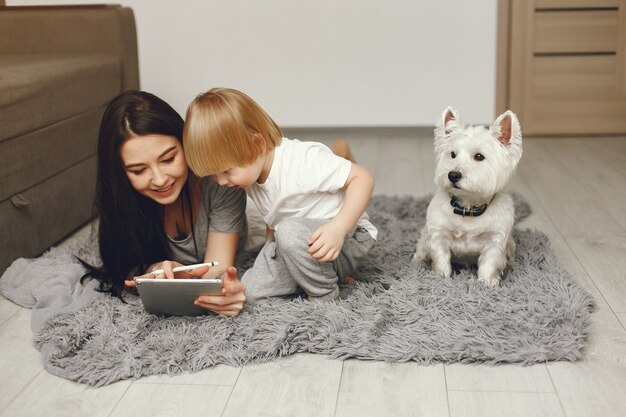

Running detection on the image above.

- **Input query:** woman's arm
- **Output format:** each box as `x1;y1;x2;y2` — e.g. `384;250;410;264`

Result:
194;231;246;316
203;231;240;276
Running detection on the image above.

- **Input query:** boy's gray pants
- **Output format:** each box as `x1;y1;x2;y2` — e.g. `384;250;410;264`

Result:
242;218;375;303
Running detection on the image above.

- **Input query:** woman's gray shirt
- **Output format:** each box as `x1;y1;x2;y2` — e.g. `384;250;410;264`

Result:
167;177;247;265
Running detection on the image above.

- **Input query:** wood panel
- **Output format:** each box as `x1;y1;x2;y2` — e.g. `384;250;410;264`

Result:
505;0;626;135
221;354;342;417
534;10;618;53
0;373;131;417
109;384;232;417
615;0;626;91
496;0;512;114
335;362;448;417
447;392;565;417
525;98;626;134
445;363;555;393
517;138;626;312
0;310;43;411
509;0;534;119
532;55;617;97
0;296;19;326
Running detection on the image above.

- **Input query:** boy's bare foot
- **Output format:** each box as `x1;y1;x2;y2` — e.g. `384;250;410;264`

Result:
345;276;356;285
333;139;356;163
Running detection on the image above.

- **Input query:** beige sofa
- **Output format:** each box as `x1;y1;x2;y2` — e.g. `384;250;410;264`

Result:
0;5;139;273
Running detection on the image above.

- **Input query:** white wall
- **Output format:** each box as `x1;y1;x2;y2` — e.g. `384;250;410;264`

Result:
8;0;499;126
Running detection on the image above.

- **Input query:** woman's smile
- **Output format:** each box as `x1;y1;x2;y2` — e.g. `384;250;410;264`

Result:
153;182;175;195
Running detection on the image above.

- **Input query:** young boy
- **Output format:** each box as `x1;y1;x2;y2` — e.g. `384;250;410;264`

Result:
184;88;377;303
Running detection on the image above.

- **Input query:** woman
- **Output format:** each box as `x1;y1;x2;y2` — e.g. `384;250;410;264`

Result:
81;90;247;316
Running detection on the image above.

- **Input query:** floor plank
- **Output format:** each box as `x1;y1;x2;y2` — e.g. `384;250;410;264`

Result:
547;306;626;417
507;144;626;417
448;391;564;417
517;139;626;313
0;295;20;326
445;363;554;393
0;309;44;411
0;372;131;417
588;136;626;175
221;354;342;417
109;383;233;417
507;173;601;299
335;361;448;417
135;364;241;386
540;138;626;236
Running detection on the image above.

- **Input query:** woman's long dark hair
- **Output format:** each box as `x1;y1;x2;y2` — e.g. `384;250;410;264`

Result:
80;90;196;298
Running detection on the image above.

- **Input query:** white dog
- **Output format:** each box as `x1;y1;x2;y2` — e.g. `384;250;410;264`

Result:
414;107;523;287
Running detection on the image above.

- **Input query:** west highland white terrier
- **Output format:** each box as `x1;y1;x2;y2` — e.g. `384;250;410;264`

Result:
414;107;523;287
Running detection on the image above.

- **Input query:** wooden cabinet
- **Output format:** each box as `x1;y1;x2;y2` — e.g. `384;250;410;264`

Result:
497;0;626;135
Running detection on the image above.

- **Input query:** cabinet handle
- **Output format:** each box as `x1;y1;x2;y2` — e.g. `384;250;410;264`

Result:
10;194;30;209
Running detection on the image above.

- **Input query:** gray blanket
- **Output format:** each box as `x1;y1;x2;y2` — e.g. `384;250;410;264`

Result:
1;236;103;333
0;194;594;387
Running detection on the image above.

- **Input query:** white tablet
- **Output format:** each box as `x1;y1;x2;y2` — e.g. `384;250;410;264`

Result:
135;278;223;316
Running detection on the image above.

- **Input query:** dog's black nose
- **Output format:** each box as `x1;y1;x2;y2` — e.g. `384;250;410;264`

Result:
448;171;462;184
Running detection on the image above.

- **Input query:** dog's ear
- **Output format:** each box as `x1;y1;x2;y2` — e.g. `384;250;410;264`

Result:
435;107;461;138
491;110;522;146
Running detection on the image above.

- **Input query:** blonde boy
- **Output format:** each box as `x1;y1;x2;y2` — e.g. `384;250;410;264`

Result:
184;88;377;303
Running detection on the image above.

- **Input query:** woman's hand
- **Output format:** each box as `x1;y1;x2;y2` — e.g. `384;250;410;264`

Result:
194;266;246;317
124;260;210;288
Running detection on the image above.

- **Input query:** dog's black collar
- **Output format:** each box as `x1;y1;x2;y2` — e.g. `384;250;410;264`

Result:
450;195;493;217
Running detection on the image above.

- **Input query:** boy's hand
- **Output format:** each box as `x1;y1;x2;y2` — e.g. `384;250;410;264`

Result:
194;266;246;317
306;163;373;263
308;221;348;262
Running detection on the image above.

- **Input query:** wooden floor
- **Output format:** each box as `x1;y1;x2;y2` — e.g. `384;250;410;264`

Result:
1;130;626;417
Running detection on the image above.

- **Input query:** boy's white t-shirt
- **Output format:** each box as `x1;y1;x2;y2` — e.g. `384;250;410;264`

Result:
246;138;378;240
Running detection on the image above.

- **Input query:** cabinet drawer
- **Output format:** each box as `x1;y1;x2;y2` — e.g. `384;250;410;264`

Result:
532;55;617;97
534;10;619;54
503;0;626;134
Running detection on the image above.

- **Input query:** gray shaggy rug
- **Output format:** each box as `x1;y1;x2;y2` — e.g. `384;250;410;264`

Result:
0;194;594;387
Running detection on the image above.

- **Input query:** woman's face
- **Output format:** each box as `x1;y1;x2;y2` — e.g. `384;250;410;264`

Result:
119;134;188;205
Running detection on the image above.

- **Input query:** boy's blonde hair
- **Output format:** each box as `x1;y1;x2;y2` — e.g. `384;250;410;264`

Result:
183;88;283;176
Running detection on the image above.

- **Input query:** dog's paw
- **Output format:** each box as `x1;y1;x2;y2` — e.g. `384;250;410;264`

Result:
412;252;428;266
432;263;452;278
478;270;501;287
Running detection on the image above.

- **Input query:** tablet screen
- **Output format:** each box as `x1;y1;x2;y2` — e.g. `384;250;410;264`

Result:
135;278;223;316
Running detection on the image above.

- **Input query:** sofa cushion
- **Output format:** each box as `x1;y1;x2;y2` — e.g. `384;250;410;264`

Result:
0;54;121;143
0;106;104;202
0;155;97;273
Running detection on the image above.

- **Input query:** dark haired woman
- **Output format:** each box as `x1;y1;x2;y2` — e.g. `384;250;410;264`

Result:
81;90;247;316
